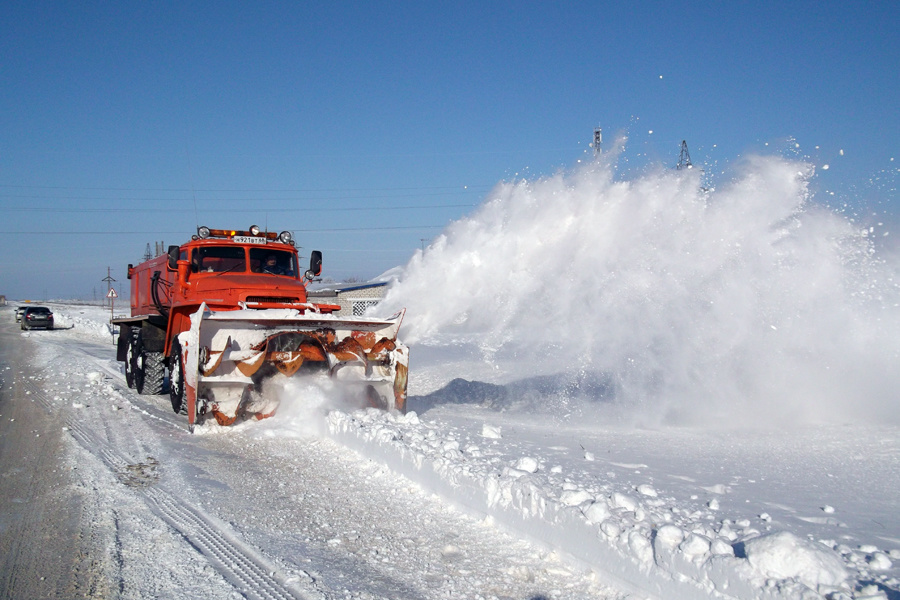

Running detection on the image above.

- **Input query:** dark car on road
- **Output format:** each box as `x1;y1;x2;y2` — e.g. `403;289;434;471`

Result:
20;306;54;330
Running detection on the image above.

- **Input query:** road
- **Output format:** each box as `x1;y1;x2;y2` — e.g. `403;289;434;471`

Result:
0;310;618;600
0;320;107;598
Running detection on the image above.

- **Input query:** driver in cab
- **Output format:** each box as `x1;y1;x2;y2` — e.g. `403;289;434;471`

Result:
262;254;288;275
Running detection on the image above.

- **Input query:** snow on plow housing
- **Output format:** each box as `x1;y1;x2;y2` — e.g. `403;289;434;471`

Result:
112;225;408;432
180;305;408;429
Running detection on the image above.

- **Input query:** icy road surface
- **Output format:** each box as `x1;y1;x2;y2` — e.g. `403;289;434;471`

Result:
2;304;899;599
0;307;622;600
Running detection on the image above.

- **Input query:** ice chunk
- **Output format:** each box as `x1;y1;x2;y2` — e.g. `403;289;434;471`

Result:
856;584;887;600
582;501;611;524
636;484;657;497
560;489;593;506
481;424;502;439
710;538;735;556
744;531;847;589
610;492;637;512
868;552;892;570
680;533;711;559
655;525;685;549
514;457;539;473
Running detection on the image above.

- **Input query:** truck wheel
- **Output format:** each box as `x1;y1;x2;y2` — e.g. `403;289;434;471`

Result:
137;352;165;395
124;329;138;388
134;332;165;395
169;337;186;414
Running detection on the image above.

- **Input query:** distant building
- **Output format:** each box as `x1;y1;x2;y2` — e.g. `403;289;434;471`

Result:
307;282;388;316
0;295;6;306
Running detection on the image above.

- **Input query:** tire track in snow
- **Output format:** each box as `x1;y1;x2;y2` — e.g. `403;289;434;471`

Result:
36;334;188;433
65;420;323;600
142;487;320;600
21;379;54;413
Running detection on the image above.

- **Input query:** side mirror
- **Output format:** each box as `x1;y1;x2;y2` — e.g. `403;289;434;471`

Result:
167;245;180;270
305;250;322;280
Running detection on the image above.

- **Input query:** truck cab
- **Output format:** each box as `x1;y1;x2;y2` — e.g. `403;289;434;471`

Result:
112;224;408;428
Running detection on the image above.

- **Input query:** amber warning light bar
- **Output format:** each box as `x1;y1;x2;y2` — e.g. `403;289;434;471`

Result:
194;225;294;245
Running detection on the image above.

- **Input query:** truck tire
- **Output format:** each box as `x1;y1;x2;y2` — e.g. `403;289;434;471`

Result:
134;332;165;395
137;352;165;395
124;329;138;388
169;337;186;414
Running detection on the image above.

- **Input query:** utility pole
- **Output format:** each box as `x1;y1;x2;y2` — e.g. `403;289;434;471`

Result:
102;268;116;307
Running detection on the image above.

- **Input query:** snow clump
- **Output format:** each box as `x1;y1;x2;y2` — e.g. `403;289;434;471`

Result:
744;531;847;590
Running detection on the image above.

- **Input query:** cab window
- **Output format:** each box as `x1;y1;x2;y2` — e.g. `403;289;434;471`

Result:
192;247;246;273
249;248;296;277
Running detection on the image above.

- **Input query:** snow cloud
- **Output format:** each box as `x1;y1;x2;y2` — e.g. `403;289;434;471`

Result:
381;144;900;427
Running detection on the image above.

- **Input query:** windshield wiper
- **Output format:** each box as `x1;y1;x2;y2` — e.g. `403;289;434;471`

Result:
214;263;246;276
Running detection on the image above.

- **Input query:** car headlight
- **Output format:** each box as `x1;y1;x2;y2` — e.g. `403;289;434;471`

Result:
197;226;211;239
249;225;260;236
279;231;292;244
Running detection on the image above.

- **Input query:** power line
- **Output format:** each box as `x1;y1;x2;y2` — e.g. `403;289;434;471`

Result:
0;225;447;235
0;183;494;194
1;203;477;214
0;192;486;208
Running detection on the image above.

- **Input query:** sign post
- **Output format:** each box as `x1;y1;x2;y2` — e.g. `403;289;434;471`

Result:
107;287;118;345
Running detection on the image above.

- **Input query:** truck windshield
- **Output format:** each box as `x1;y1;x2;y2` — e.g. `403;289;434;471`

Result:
250;248;296;277
192;247;246;273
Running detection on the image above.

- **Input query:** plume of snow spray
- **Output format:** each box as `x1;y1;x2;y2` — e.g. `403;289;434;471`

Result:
248;376;368;439
381;143;900;427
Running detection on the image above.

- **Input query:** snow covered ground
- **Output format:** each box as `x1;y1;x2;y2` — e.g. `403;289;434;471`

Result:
4;308;622;600
4;149;899;599
367;151;900;599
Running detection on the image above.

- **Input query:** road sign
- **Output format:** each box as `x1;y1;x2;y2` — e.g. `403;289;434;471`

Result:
107;288;118;298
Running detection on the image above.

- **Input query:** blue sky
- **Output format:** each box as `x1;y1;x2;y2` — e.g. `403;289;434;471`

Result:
2;1;897;300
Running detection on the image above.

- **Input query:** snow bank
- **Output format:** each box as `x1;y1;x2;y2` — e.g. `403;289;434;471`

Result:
327;408;872;600
46;303;117;343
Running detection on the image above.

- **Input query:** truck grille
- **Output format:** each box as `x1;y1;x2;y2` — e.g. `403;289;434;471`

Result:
245;296;300;305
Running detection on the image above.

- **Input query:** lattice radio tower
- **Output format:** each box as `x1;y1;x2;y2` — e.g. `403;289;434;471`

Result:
677;140;693;169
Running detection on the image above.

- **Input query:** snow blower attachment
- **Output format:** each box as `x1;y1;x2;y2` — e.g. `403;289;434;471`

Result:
113;225;408;432
176;305;408;430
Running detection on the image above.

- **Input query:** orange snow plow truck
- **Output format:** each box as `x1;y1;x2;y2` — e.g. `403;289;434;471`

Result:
112;225;408;432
